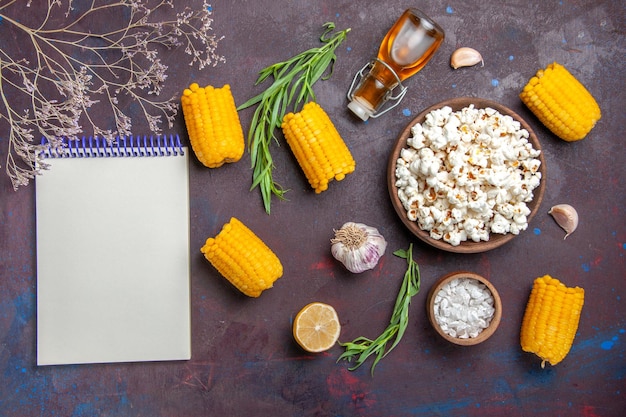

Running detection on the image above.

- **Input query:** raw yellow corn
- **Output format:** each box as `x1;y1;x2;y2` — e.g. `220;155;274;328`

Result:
181;83;245;167
520;62;601;142
281;102;356;193
201;217;283;297
520;274;585;367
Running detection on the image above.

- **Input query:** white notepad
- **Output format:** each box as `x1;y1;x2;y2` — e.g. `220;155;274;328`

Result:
35;136;191;366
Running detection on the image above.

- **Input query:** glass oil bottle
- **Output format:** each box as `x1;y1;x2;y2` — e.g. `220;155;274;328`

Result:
347;8;445;121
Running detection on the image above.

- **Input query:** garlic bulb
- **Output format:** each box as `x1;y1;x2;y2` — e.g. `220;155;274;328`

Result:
450;47;484;69
549;204;579;239
331;222;387;273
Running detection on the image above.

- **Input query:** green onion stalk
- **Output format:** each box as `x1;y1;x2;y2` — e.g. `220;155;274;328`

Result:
338;244;422;375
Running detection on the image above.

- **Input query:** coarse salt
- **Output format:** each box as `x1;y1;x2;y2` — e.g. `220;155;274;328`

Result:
433;278;495;339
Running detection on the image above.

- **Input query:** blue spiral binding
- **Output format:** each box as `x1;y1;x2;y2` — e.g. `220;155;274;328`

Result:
40;134;185;158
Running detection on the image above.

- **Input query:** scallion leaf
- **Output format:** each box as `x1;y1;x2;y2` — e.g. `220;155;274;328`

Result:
338;244;421;375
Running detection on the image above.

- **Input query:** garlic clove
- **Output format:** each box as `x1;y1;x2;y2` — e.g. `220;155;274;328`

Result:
450;47;484;69
548;204;579;239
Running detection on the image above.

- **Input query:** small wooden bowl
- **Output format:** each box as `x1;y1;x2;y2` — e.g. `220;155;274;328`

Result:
387;97;546;253
427;271;502;346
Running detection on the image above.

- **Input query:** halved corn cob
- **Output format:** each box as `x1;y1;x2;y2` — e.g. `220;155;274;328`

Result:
201;217;283;297
181;83;245;167
281;102;355;193
520;62;601;142
520;274;585;367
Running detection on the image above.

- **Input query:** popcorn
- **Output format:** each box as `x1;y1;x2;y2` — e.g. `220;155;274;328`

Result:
395;105;542;246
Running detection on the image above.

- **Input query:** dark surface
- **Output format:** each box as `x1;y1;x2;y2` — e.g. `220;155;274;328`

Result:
1;1;625;416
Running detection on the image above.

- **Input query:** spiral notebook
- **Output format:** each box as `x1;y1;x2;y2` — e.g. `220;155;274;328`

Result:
35;135;191;366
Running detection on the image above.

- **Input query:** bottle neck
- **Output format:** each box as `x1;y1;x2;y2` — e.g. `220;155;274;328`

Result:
347;59;407;121
369;58;403;91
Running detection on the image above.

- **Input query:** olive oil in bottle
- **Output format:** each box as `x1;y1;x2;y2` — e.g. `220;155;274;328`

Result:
347;9;445;121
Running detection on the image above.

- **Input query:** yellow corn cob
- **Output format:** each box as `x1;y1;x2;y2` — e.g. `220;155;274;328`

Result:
181;83;245;167
201;217;283;297
281;102;355;193
520;274;585;367
520;62;601;142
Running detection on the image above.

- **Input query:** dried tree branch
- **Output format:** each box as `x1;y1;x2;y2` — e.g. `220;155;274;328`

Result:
0;0;224;189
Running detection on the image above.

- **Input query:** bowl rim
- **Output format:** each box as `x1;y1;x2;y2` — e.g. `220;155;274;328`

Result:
426;271;502;346
387;97;547;254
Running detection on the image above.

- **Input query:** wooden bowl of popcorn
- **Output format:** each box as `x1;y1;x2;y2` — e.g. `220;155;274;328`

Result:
427;271;502;346
387;97;546;253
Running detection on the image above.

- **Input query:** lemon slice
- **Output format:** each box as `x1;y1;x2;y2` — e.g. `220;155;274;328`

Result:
293;302;341;353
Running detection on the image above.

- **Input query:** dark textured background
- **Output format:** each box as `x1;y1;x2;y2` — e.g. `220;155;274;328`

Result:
1;1;624;416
